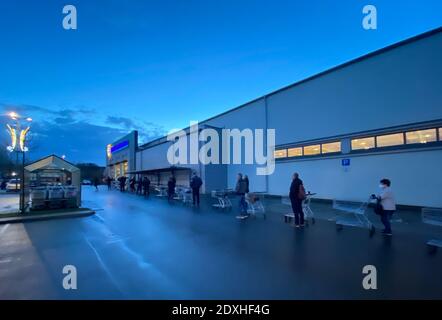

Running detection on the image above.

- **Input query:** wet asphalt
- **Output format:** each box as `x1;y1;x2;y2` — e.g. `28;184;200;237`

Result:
0;186;441;299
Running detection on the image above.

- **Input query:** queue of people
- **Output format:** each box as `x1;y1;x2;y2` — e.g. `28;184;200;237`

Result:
104;172;204;206
104;170;397;236
287;172;397;235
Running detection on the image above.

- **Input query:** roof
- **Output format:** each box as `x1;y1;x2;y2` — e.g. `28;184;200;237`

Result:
138;26;442;151
25;154;80;173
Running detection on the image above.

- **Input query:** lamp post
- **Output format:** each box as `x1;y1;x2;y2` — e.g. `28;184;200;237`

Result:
6;112;32;213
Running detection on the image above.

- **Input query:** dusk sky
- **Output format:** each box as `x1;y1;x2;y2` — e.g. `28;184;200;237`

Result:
0;0;441;165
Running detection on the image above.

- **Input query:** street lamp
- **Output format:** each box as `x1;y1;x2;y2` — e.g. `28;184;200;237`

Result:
6;112;32;213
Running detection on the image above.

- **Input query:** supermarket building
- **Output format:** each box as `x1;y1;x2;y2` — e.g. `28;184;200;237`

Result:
105;27;442;208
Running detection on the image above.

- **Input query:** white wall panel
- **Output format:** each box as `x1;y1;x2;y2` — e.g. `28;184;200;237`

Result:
270;149;442;207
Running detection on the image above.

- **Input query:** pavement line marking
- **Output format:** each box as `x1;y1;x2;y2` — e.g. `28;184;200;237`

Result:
84;236;125;296
0;224;9;235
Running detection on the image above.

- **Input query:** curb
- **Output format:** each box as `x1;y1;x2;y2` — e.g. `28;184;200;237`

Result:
0;210;95;224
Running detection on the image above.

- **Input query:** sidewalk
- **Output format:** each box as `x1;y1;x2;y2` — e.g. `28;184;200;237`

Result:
0;208;95;224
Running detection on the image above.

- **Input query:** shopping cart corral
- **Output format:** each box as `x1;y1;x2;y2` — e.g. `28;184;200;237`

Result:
282;193;316;225
422;207;442;253
333;197;375;236
211;189;233;210
29;186;79;210
245;193;266;219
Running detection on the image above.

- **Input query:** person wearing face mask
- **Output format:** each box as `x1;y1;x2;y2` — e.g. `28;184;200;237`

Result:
374;178;396;236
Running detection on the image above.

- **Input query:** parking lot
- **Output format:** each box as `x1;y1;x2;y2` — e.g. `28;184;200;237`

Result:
0;186;441;299
0;192;19;215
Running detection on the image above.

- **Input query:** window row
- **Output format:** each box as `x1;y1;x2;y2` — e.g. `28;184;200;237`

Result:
274;127;442;159
351;128;442;151
274;141;341;159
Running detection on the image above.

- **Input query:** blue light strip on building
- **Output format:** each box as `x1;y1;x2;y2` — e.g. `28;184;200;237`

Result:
111;140;129;153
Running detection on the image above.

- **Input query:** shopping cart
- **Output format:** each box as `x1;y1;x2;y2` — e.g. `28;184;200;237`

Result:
155;185;168;197
173;187;184;201
30;187;47;210
181;188;193;205
282;193;316;225
422;207;442;253
334;196;375;236
211;189;233;210
245;193;266;219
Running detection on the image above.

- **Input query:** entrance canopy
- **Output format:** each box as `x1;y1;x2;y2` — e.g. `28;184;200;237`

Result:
128;166;191;175
128;166;192;187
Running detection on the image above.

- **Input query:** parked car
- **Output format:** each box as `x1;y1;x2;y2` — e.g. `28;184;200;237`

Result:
82;179;92;185
6;179;20;192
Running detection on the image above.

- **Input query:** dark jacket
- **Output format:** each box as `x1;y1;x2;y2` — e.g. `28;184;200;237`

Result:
190;176;203;189
168;179;175;192
235;179;248;195
289;178;303;201
142;178;150;189
244;177;249;193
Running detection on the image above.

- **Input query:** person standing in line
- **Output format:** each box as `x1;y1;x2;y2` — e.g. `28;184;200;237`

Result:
117;176;122;192
289;173;306;228
190;172;203;206
142;176;151;197
129;177;136;193
235;173;248;218
244;175;250;194
375;178;397;236
123;176;127;192
136;176;143;195
167;176;176;201
93;177;99;191
106;176;112;190
119;176;126;192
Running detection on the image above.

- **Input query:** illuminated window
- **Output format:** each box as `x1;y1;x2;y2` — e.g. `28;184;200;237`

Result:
287;147;303;157
274;149;287;159
439;128;442;141
406;129;437;144
303;145;321;156
351;137;375;150
321;142;341;154
377;133;404;148
123;161;128;175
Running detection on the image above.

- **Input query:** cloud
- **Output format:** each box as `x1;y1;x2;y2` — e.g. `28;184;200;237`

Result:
1;103;96;124
106;116;136;129
105;115;166;143
0;103;165;165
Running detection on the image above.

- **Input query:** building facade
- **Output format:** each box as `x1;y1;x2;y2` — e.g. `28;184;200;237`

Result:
105;131;138;179
106;27;442;207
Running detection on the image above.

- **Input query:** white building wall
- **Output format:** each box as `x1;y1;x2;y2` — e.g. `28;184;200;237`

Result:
132;29;442;206
204;29;442;205
205;98;268;192
136;142;173;172
267;31;442;145
270;149;442;207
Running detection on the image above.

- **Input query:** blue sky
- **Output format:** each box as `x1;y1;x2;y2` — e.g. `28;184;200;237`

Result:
0;0;441;165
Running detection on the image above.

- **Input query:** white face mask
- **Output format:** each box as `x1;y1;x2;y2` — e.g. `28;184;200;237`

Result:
379;184;386;189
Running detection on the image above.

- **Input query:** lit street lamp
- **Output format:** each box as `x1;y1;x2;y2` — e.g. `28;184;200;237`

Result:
6;112;32;213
